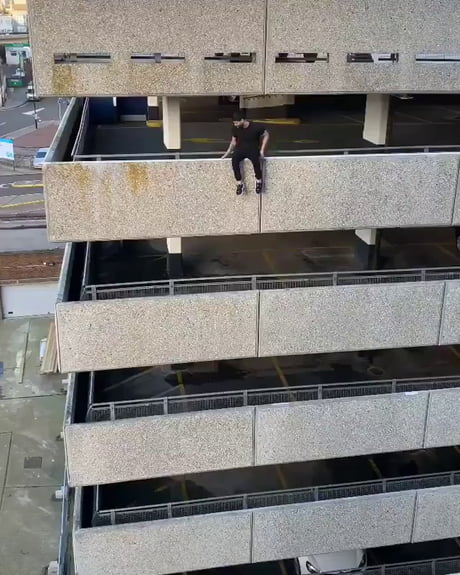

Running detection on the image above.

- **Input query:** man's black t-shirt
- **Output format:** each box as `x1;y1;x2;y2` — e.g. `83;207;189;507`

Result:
232;122;265;154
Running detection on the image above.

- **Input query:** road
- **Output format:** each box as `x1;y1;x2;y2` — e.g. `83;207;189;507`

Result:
0;96;60;138
0;173;42;197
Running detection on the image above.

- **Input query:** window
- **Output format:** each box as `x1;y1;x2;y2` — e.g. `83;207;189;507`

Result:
131;53;185;63
205;52;255;63
54;53;111;64
275;52;329;63
416;53;460;63
346;52;399;63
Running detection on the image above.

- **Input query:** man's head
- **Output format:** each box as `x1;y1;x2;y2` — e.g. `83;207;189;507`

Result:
232;111;246;128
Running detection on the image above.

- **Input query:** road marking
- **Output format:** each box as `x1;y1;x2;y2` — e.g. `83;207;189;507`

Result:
276;465;288;489
449;346;460;360
177;371;186;395
181;475;189;501
453;446;460;456
263;251;277;273
253;118;301;125
0;199;44;208
292;139;320;144
279;560;289;575
272;357;289;388
146;120;162;128
368;457;383;479
22;107;44;116
154;483;170;493
184;138;227;144
11;182;43;188
0;122;6;127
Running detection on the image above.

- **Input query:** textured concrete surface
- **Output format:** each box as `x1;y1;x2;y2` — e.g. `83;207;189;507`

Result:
56;292;258;372
66;407;254;486
412;486;460;542
262;154;460;233
424;389;460;448
255;392;429;466
74;511;252;575
258;283;444;357
252;492;416;562
29;0;265;96
265;0;460;93
44;159;260;242
439;281;460;345
0;318;65;575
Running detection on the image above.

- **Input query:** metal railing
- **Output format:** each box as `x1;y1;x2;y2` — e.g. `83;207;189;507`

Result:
85;375;460;422
72;145;460;162
366;556;460;575
91;471;460;527
70;98;89;159
80;267;460;301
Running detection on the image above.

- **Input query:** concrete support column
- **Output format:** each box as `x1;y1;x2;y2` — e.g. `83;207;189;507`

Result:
363;94;390;145
162;97;181;150
147;96;160;121
167;237;183;278
355;228;381;270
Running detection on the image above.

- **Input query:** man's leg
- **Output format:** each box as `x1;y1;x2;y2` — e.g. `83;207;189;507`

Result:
248;149;263;193
232;151;246;195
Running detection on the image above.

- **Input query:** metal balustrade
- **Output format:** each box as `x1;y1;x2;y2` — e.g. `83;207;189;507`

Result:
80;267;460;301
365;556;460;575
91;471;460;527
85;374;460;422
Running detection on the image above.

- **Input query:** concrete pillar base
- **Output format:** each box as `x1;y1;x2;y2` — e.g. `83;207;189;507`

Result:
240;94;295;109
147;96;160;121
355;229;381;270
162;97;181;150
363;94;390;145
167;237;183;278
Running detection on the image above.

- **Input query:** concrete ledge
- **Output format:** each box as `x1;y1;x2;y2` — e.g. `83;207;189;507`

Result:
424;389;460;448
258;283;444;357
65;408;255;486
44;160;260;242
56;292;258;372
439;281;460;345
262;155;460;233
412;486;460;542
29;0;265;96
265;0;460;93
74;511;252;575
252;492;416;562
255;392;429;466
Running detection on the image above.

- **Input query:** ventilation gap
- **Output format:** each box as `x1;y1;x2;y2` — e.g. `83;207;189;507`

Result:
416;53;460;63
130;53;185;63
275;52;329;63
205;52;255;63
346;52;399;63
54;53;111;64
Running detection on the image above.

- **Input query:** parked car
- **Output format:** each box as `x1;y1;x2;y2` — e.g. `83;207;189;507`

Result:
33;148;49;169
26;83;40;102
296;550;367;575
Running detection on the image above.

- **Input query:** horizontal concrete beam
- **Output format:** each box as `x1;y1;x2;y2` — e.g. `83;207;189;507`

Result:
75;487;460;574
265;0;460;93
56;292;259;372
66;408;255;486
67;388;460;486
258;282;445;357
74;511;253;575
44;153;460;242
29;0;265;96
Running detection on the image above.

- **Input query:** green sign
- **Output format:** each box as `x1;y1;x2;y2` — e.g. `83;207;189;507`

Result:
7;77;25;87
5;43;29;48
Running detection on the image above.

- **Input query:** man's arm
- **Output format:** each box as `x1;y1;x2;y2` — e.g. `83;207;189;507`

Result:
222;137;237;159
260;130;269;158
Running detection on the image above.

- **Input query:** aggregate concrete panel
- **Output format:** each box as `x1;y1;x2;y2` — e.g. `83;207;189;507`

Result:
255;392;429;466
56;292;258;372
44;159;260;242
252;492;417;562
424;389;460;448
412;486;460;542
29;0;265;96
74;512;252;575
261;155;460;233
439;281;460;345
265;0;460;93
66;407;254;486
258;283;444;357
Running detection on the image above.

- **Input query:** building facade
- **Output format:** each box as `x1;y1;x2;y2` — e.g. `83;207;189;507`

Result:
28;1;460;574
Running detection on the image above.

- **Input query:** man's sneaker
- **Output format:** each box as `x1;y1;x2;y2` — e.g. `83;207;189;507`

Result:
236;182;245;195
255;180;263;194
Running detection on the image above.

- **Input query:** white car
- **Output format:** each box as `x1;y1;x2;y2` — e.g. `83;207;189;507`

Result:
296;550;367;575
33;148;49;169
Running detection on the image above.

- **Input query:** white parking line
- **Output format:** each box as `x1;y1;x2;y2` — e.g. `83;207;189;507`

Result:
22;107;44;116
